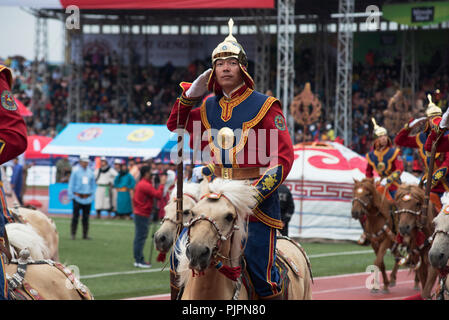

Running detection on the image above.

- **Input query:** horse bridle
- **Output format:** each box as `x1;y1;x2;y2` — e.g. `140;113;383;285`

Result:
184;193;240;259
160;192;198;226
352;196;371;215
394;208;422;216
432;228;449;240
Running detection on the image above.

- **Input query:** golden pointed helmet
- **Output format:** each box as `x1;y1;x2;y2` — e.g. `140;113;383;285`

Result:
425;94;442;118
207;18;254;94
371;118;387;138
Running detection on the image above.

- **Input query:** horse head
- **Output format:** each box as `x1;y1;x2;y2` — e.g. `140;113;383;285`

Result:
351;178;376;220
394;184;425;238
429;199;449;270
154;182;199;253
181;179;257;273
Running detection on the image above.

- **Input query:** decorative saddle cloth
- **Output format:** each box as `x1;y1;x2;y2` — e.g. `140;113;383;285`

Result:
241;235;313;300
6;250;92;300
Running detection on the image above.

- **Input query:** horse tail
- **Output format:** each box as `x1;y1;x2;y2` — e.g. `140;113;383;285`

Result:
5;223;50;260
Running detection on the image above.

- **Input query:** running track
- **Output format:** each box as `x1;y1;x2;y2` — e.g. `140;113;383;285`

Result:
22;190;424;300
125;269;422;300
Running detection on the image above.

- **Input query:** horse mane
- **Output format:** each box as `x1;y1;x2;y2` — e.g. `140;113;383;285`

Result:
19;207;58;235
441;192;449;207
434;193;449;232
169;182;201;201
207;178;258;219
5;223;50;260
395;184;425;203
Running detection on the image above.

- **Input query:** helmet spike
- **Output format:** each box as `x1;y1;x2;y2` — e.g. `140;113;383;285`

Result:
224;18;237;42
371;117;387;137
425;93;442;117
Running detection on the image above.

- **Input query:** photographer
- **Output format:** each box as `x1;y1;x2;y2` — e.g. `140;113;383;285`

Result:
132;166;166;268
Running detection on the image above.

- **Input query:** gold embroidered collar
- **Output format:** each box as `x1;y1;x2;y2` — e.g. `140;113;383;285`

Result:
219;87;253;122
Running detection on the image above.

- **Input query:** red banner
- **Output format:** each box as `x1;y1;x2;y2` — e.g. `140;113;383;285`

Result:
60;0;274;9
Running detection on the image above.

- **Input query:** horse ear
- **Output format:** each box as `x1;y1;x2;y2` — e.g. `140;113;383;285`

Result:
353;178;358;183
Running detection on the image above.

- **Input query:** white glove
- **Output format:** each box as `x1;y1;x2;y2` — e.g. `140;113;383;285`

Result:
409;117;426;128
192;166;204;182
185;68;212;98
441;108;449;129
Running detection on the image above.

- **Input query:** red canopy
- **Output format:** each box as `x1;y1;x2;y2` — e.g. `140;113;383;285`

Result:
14;98;32;117
2;0;274;9
25;135;67;159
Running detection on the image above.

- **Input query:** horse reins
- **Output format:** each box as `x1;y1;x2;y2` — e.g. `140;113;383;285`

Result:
352;197;370;214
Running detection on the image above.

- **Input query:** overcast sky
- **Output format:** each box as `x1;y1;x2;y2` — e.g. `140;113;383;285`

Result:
0;7;64;63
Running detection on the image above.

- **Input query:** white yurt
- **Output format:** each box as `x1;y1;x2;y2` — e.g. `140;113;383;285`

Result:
285;141;419;241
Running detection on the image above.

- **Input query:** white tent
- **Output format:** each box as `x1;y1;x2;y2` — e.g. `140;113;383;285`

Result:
285;141;419;241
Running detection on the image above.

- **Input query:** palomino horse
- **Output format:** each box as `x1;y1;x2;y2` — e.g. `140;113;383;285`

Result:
11;205;59;261
428;193;449;299
5;249;93;300
351;178;400;292
176;179;312;300
394;184;439;299
154;182;200;255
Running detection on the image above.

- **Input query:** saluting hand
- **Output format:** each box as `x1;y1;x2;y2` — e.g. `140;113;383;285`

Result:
408;117;426;128
186;68;212;98
440;108;449;129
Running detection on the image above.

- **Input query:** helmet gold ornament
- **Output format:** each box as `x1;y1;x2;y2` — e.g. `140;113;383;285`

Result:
207;18;255;94
211;19;248;67
425;94;442;118
371;118;387;138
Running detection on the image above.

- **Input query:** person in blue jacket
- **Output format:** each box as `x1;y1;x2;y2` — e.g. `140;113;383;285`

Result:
68;154;96;240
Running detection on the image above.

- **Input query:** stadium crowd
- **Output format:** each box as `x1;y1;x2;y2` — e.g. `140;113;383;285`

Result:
2;47;449;169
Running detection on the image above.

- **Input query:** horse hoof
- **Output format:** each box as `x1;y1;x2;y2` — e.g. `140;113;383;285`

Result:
370;288;380;294
389;281;396;288
413;285;420;291
382;289;390;294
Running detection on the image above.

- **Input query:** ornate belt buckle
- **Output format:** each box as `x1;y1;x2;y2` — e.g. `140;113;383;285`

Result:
221;167;232;179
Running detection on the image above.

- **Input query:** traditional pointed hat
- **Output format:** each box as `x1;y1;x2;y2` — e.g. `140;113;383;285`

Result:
207;18;254;94
371;118;387;138
425;94;442;118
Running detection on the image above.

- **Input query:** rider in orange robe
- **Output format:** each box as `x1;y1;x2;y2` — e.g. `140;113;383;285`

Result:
358;118;403;245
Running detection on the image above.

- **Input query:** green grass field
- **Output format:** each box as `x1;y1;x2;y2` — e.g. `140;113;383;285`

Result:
53;216;399;300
